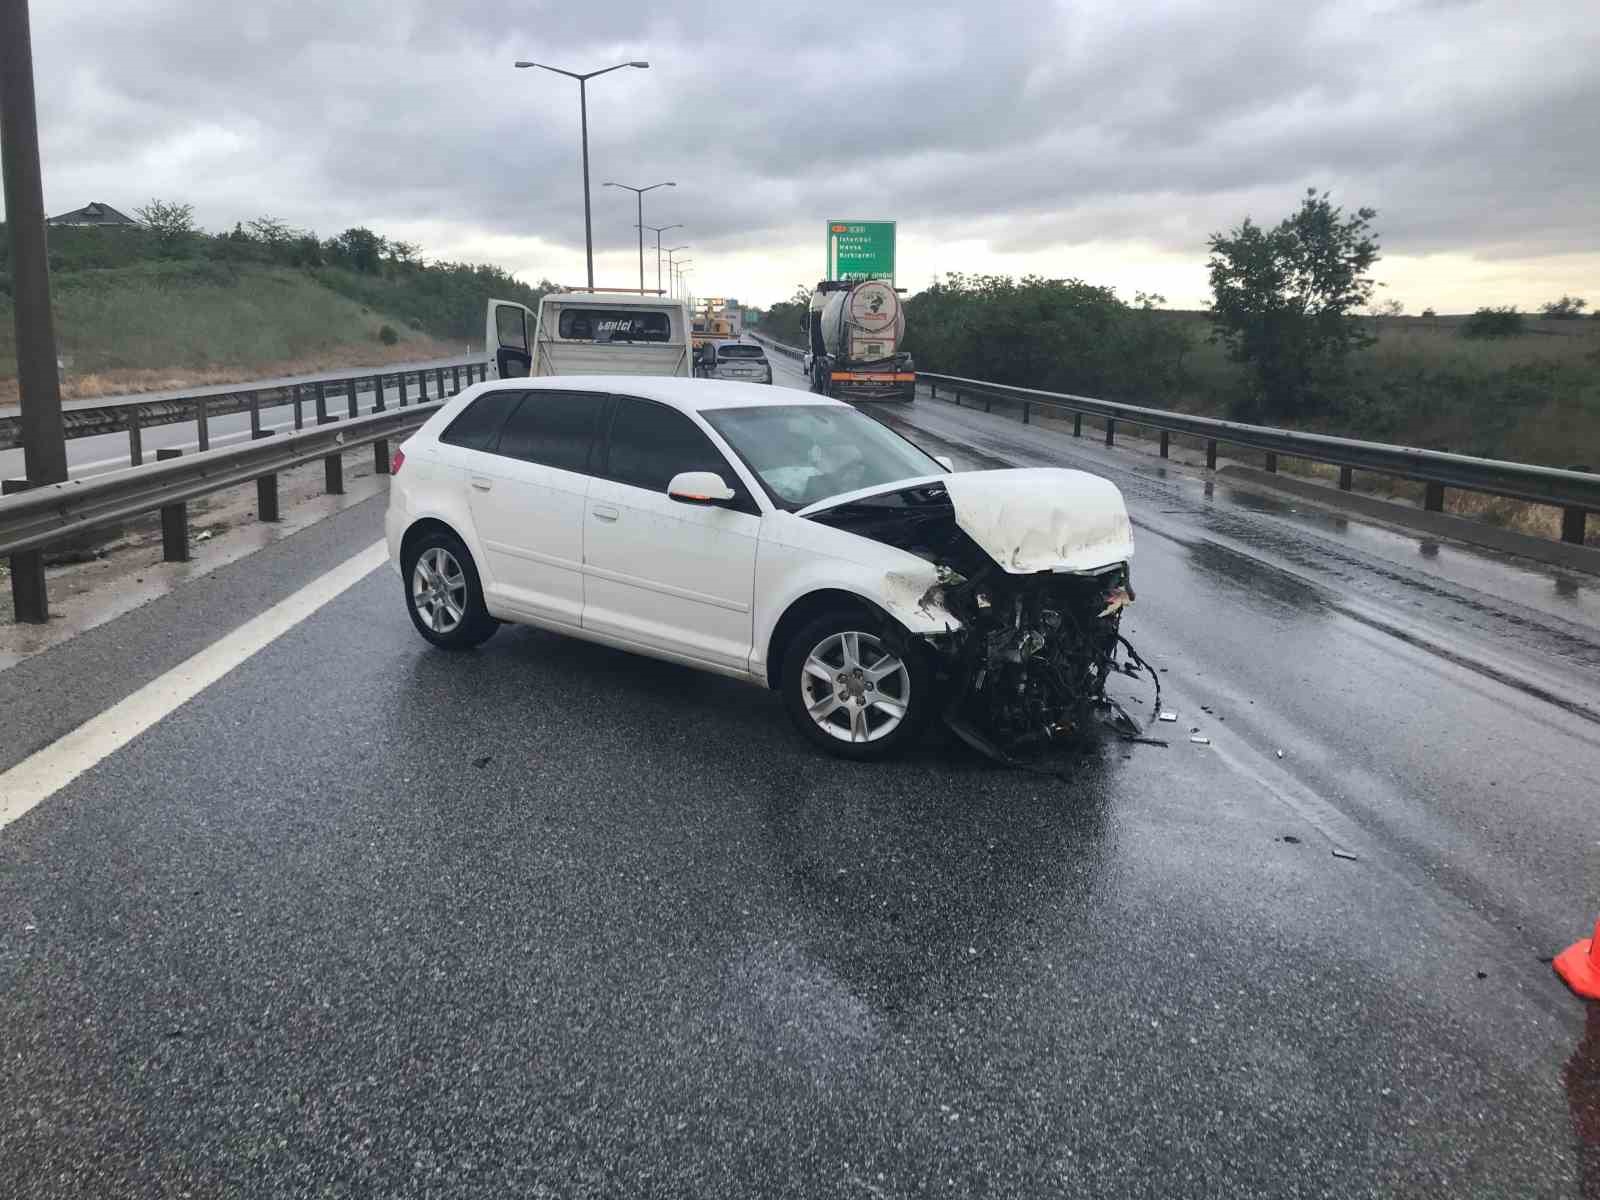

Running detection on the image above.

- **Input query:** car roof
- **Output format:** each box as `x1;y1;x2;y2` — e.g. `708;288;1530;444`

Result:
477;376;840;414
539;292;682;308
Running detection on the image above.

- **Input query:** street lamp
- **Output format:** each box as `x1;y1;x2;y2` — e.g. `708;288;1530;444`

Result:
605;181;675;293
664;245;689;296
673;260;692;300
514;58;648;290
636;223;683;296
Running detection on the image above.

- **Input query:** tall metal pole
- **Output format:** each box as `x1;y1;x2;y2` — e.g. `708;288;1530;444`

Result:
0;0;66;487
655;229;662;295
578;78;593;290
636;192;644;293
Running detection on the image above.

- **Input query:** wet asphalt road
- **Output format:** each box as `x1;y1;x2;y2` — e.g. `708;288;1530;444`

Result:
1;365;1597;1197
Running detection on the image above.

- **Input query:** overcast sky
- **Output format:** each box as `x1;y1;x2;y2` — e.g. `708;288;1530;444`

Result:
14;0;1599;310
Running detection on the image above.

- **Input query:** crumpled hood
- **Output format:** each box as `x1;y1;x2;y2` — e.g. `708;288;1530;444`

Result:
942;468;1133;574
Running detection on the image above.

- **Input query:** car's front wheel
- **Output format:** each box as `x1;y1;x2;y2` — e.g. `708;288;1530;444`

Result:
402;530;497;650
781;612;933;760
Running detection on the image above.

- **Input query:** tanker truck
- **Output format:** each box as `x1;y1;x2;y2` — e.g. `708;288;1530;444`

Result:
803;279;916;402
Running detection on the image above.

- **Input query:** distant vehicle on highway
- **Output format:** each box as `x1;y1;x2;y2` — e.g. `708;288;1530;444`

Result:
803;278;916;402
387;377;1138;760
709;342;773;384
486;292;690;380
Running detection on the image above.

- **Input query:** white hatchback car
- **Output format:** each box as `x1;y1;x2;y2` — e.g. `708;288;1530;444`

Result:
387;377;1138;760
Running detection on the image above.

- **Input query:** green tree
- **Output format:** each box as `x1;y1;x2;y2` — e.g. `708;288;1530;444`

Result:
328;227;387;274
1206;189;1380;417
757;285;813;344
1459;306;1525;339
134;199;196;256
1540;295;1588;319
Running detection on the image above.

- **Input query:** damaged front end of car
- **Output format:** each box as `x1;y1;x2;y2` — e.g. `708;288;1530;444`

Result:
804;468;1156;762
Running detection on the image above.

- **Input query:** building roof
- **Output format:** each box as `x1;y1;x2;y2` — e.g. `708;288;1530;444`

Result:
46;201;139;227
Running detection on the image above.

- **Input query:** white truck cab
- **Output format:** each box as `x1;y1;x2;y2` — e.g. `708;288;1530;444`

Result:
486;292;691;380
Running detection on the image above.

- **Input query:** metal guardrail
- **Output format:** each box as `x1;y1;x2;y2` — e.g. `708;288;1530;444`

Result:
0;358;487;460
1;386;459;622
751;332;1594;546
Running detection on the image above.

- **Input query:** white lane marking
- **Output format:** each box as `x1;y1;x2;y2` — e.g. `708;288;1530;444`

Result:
0;540;389;831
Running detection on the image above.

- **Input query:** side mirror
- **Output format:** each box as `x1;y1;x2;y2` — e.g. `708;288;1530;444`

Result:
934;455;955;472
668;470;736;505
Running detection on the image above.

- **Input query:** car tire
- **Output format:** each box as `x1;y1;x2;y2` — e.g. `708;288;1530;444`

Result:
780;611;933;761
402;529;498;651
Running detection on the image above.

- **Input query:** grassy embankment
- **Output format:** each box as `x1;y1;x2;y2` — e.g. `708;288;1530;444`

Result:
0;224;546;401
1164;314;1600;539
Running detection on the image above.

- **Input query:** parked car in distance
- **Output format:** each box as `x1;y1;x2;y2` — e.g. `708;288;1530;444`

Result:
710;342;773;384
387;377;1138;760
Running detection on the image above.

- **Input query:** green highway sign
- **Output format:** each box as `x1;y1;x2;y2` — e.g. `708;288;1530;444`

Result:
827;220;895;283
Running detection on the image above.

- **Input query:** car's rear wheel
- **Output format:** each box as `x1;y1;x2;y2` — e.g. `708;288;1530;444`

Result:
402;530;497;650
781;612;932;760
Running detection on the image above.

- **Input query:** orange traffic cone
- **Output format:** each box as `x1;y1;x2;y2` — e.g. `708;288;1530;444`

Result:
1555;919;1600;1000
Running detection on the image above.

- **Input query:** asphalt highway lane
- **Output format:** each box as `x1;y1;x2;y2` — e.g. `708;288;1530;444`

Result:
1;373;1597;1194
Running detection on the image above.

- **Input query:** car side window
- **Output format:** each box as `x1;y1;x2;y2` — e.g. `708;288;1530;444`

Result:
494;390;606;474
604;396;753;509
438;390;524;452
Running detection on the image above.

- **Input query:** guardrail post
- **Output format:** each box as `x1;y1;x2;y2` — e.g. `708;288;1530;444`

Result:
293;384;304;431
1073;413;1082;438
253;431;279;522
436;368;446;396
373;373;385;412
249;392;261;438
315;382;328;423
452;366;461;394
1023;401;1031;425
346;379;359;420
3;479;48;623
929;381;937;399
324;446;344;495
398;370;409;407
1159;431;1170;459
1105;419;1116;447
417;370;429;401
1339;466;1353;491
126;410;144;466
1265;452;1277;474
984;393;992;413
1424;481;1445;512
375;437;390;475
954;390;961;407
155;448;189;562
1562;507;1589;545
1206;439;1218;470
195;397;209;452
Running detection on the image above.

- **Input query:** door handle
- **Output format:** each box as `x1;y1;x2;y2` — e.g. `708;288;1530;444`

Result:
470;475;493;492
591;504;619;522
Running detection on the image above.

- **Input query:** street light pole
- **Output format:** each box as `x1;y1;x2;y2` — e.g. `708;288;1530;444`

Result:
662;246;688;299
604;181;674;293
637;223;683;296
515;58;648;290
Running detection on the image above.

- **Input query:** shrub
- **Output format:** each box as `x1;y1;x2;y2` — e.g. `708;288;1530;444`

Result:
378;324;399;345
1459;307;1525;339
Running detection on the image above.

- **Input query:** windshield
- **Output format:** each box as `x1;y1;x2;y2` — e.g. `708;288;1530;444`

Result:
718;345;765;359
702;404;945;509
555;307;672;343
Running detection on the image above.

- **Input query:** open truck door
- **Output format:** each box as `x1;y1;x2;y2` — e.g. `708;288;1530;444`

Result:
486;298;535;380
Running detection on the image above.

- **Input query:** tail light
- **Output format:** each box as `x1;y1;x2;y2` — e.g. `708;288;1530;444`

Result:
390;447;406;474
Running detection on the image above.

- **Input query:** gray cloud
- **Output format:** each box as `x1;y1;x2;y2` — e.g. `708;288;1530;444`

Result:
13;0;1600;302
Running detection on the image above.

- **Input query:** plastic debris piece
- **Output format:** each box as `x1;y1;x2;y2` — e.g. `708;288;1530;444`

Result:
1275;749;1286;759
1158;712;1177;722
1189;735;1211;745
472;754;492;769
1331;849;1359;861
1281;835;1301;844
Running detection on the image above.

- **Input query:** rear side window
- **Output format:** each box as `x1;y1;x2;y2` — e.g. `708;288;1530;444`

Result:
438;390;523;451
495;391;605;474
605;397;737;495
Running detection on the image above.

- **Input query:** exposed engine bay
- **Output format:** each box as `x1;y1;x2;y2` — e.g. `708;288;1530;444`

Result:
806;474;1157;762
